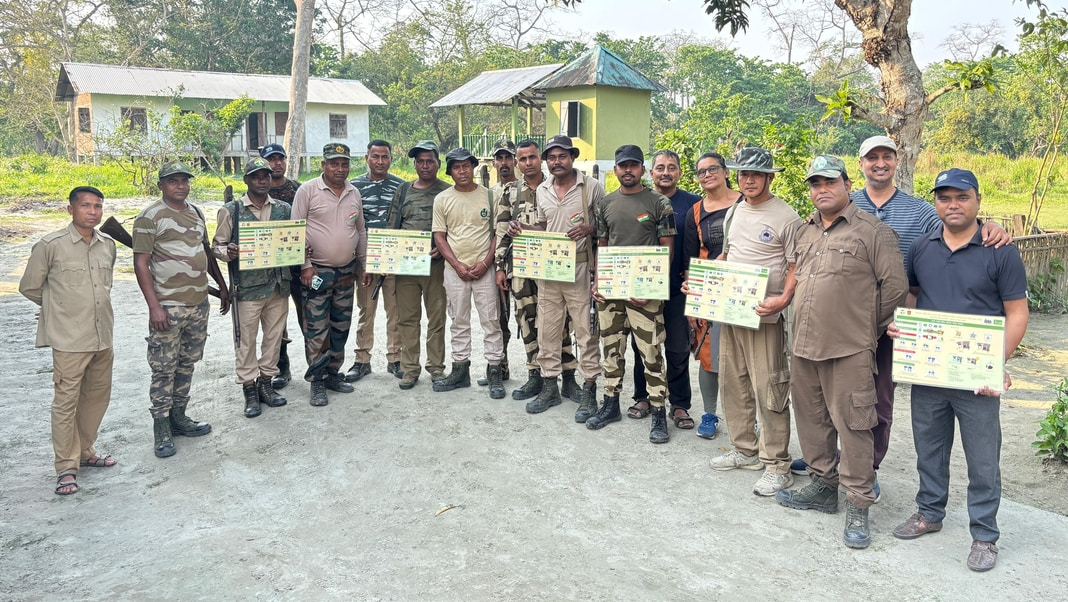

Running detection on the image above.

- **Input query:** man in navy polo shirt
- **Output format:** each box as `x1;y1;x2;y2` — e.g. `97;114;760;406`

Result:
888;168;1028;573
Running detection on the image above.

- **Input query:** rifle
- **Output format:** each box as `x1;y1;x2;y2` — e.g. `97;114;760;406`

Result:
224;185;241;349
101;216;223;299
372;181;412;301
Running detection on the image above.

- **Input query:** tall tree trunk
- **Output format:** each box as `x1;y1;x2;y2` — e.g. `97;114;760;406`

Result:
285;0;315;180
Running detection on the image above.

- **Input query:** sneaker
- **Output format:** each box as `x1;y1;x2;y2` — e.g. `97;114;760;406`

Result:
753;470;793;496
967;540;998;572
776;473;839;513
790;458;809;476
873;474;881;503
892;512;943;540
697;413;719;439
709;450;762;471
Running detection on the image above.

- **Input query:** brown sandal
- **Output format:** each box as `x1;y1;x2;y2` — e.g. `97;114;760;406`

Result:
627;399;652;419
672;408;695;429
81;454;117;468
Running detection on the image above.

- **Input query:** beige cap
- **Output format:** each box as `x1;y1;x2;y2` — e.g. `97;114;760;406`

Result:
859;135;897;157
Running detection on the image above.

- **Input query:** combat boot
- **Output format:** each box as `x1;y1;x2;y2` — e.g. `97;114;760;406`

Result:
258;376;288;407
649;405;670;444
586;395;621;430
487;364;506;399
433;361;471;392
525;377;561;413
560;369;581;401
843;501;871;549
480;358;511;386
272;342;292;389
511;369;543;400
170;406;212;437
153;416;176;458
243;382;262;418
309;380;328;406
776;473;840;514
574;381;598;423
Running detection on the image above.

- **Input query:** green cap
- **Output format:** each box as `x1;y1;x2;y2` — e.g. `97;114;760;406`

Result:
323;143;351;160
244;157;272;176
408;140;439;158
805;155;848;181
158;160;194;180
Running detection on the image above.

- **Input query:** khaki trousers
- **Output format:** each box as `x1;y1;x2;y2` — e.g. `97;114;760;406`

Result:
395;260;447;378
720;319;792;474
51;348;113;476
353;275;401;363
536;265;599;380
792;351;877;508
443;267;504;363
234;293;289;384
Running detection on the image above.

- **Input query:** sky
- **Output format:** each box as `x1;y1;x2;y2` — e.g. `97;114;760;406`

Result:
551;0;1044;68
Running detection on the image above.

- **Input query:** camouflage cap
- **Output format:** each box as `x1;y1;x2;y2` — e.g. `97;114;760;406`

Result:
725;147;784;173
408;139;440;159
244;157;272;176
805;155;849;181
323;143;351;160
158;160;194;180
491;140;517;157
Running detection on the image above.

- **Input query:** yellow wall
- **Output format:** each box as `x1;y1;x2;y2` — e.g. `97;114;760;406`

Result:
545;86;652;161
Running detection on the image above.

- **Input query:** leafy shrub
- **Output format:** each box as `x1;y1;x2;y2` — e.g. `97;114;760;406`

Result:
1034;377;1068;463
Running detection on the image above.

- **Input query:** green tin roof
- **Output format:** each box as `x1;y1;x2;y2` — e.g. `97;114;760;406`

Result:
536;46;665;92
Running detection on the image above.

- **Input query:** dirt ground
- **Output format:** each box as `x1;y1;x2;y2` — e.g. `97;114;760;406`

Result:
2;200;1067;599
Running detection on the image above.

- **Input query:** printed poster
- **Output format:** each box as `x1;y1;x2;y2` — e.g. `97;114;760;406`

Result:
238;219;306;269
596;246;670;300
513;231;576;282
366;228;432;276
892;307;1006;392
683;258;770;330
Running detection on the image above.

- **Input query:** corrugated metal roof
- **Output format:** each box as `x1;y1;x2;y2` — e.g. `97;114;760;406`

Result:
430;64;563;108
55;62;385;106
536;47;665;92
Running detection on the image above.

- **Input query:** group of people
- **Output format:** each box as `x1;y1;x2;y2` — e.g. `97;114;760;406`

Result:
20;133;1027;572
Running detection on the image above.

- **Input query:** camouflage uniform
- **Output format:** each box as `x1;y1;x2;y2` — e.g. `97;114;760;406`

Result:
494;179;577;371
146;301;210;417
596;188;677;408
269;179;301;206
351;173;405;365
302;259;357;379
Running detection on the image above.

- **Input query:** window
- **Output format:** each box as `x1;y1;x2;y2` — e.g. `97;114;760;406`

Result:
560;101;580;138
275;112;288;135
77;107;91;133
121;107;147;134
329;114;347;138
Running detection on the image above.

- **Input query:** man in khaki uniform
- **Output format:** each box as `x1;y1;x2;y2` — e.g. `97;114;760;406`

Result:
20;186;117;495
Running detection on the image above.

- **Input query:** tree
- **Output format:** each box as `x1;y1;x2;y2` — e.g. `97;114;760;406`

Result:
170;95;255;183
285;0;314;179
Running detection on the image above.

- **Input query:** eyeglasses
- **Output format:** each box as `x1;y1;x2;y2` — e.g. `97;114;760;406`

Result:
696;166;722;177
875;207;887;220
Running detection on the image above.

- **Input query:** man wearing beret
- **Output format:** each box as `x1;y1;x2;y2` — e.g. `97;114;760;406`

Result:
212;158;292;418
291;143;370;407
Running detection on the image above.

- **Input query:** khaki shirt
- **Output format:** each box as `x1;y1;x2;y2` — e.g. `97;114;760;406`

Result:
536;171;605;260
791;202;908;362
19;223;116;352
291;175;366;269
211;195;283;261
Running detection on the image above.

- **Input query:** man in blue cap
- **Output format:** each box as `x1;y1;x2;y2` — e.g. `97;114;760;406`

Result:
260;142;302;389
888;167;1028;572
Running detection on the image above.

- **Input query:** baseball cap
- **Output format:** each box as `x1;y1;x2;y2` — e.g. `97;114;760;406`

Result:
158;160;194;179
323;143;351;160
444;148;479;172
244;157;272;176
805;155;849;181
259;143;286;159
725;147;784;173
408;140;440;159
542;135;578;159
492;140;517;157
932;168;980;194
859;135;897;158
614;144;644;166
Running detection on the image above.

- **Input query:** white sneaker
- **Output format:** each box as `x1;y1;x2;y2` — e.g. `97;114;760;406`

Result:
709;450;763;471
753;470;794;496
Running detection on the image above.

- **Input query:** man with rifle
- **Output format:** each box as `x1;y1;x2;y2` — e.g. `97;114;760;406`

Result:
211;158;292;418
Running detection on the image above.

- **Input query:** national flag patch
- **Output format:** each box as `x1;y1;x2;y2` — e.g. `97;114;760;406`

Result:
570;212;583;223
636;213;651;223
349;211;359;221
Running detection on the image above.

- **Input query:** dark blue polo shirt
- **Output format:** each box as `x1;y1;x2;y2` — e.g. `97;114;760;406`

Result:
667;188;701;296
907;224;1027;316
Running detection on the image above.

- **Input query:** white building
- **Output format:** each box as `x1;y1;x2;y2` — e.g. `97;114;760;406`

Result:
54;62;385;168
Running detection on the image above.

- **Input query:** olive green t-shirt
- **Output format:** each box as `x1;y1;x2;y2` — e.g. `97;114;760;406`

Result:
596;187;676;246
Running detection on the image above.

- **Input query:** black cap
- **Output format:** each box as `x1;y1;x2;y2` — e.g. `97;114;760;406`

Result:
614;144;644;166
259;143;286;159
541;135;578;159
444;147;479;173
408;140;440;159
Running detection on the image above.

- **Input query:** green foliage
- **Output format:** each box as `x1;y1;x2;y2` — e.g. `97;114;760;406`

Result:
1034;377;1068;463
1027;259;1068;313
816;80;861;123
760;120;818;217
94;106;182;193
0;155;142;202
169;95;254;183
941;58;999;94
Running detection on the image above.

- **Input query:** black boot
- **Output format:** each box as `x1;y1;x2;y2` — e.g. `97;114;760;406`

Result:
170;406;212;437
480;358;511;386
525;377;561;413
258;376;288;407
243;382;262;418
649;405;670;444
433;361;471;392
574;381;598;423
153;416;176;458
487;364;506;399
560;369;580;401
272;342;292;389
511;369;543;400
309;380;328;406
586;395;621;430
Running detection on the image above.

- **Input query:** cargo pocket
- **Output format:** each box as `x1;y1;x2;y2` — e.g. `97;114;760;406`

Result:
847;388;878;430
766;368;791;412
146;338;166;373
